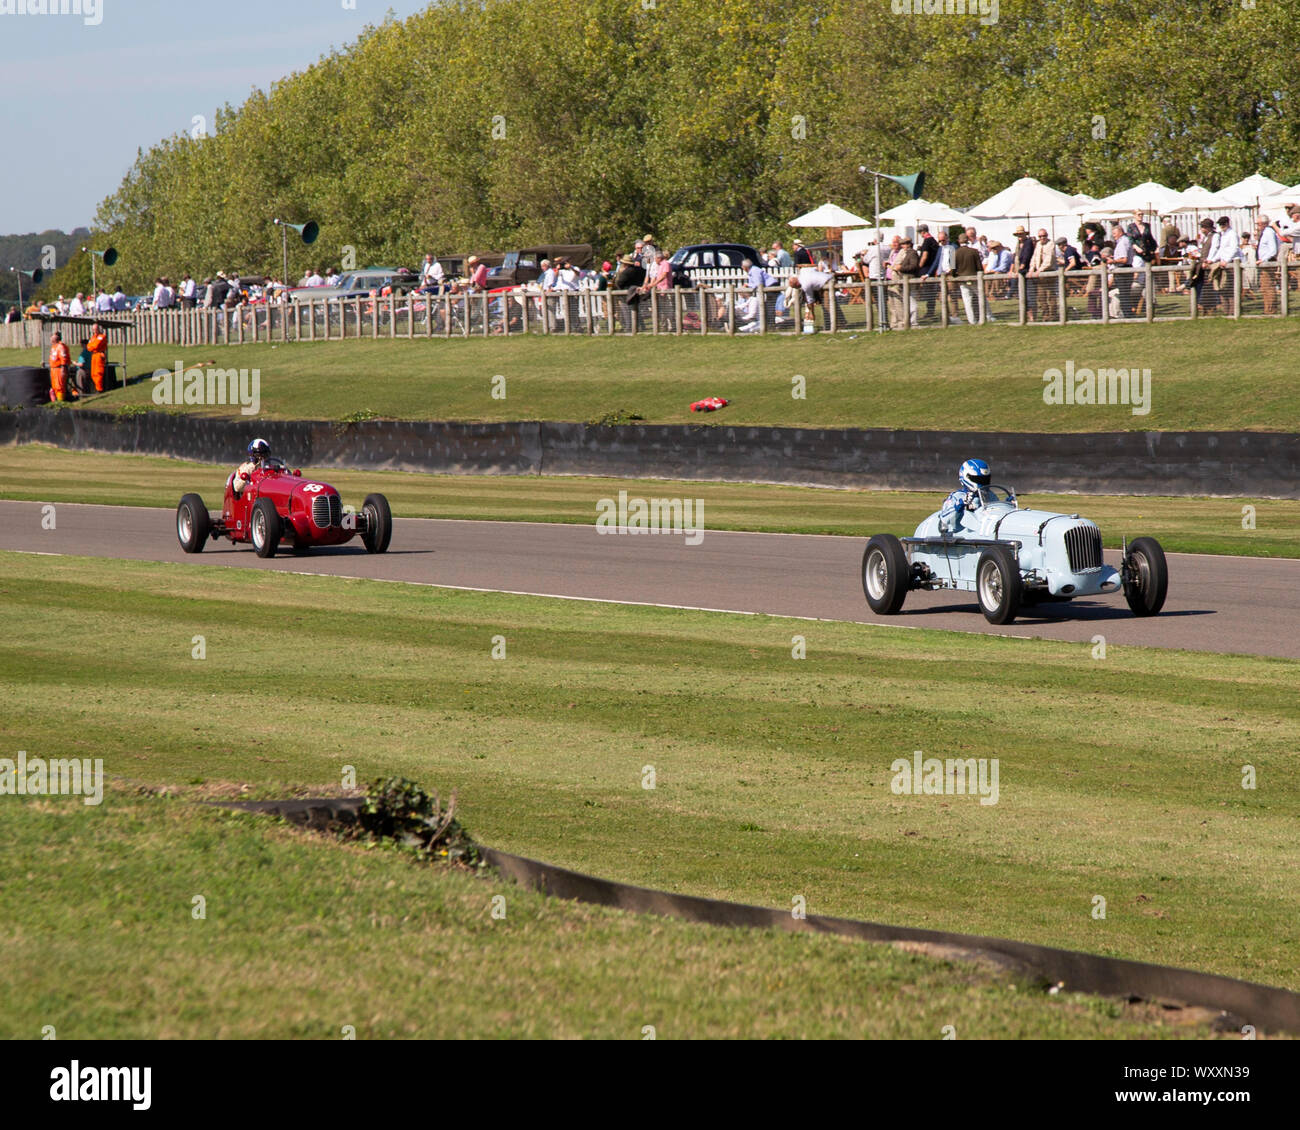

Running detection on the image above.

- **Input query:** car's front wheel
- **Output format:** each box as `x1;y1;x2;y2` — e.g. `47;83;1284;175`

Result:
361;493;392;554
176;493;210;553
1123;536;1168;616
976;546;1022;624
251;498;281;558
862;534;910;614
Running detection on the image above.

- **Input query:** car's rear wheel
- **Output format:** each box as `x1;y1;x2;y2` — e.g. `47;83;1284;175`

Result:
862;534;910;614
976;546;1022;624
1123;536;1168;616
177;493;210;553
251;498;281;558
361;493;392;554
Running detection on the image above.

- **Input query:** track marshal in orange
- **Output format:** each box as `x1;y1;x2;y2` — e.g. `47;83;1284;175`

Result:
86;323;109;391
48;332;71;401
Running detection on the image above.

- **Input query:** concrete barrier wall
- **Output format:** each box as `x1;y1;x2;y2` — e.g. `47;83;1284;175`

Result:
1;408;1296;497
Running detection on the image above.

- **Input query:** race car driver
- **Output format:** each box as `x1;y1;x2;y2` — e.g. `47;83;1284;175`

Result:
232;437;271;496
939;457;991;532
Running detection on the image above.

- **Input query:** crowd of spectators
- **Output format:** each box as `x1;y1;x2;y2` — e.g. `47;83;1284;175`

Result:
7;202;1298;329
832;202;1300;327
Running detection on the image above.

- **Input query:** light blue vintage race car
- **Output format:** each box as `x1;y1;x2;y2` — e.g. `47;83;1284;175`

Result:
862;483;1169;625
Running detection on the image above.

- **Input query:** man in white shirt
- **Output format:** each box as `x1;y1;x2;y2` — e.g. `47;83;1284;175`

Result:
640;234;659;274
863;240;882;281
180;274;197;309
419;254;444;292
1108;224;1137;316
69;292;87;317
306;269;324;287
1211;216;1241;316
1212;217;1240;263
94;289;113;313
153;278;174;309
1255;216;1281;315
1281;205;1300;257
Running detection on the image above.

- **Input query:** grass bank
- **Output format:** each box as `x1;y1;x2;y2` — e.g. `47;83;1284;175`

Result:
4;317;1297;431
3;553;1296;1005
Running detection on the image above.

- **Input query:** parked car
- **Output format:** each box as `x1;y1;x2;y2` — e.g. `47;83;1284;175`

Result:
486;244;594;288
288;268;421;303
669;243;764;287
176;457;392;559
861;483;1168;625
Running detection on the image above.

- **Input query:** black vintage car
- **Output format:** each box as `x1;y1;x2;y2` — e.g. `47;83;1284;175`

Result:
668;242;764;286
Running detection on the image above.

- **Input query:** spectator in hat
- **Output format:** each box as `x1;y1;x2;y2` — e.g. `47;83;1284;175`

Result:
1013;225;1035;318
792;239;815;267
466;255;489;291
640;235;659;273
1056;236;1082;272
1177;217;1217;312
886;237;920;329
615;253;646;329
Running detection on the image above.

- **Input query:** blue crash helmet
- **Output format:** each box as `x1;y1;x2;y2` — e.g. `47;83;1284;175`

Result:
958;458;991;493
247;437;271;460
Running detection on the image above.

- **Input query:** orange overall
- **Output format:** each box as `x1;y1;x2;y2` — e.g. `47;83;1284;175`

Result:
87;331;108;391
49;340;71;401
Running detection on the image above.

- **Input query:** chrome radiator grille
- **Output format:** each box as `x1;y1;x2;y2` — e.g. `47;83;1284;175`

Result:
1064;524;1103;572
311;494;342;528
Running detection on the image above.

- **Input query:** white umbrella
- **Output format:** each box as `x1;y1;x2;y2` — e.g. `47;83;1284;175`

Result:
788;202;873;229
1078;180;1183;217
1256;184;1300;213
878;197;973;226
1220;172;1289;208
968;176;1077;219
1165;184;1238;212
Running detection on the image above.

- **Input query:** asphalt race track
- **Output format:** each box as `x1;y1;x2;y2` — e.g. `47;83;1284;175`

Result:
2;500;1295;659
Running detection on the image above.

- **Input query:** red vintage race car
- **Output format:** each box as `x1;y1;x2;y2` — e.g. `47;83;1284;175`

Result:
175;457;392;558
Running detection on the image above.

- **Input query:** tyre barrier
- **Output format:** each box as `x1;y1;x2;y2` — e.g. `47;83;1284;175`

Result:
2;408;1298;497
217;795;1300;1035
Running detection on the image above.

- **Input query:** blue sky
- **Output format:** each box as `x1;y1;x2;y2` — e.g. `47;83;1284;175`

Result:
0;0;432;234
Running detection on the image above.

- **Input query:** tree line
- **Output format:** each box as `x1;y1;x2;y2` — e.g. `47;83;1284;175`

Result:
1;229;89;308
37;0;1300;298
